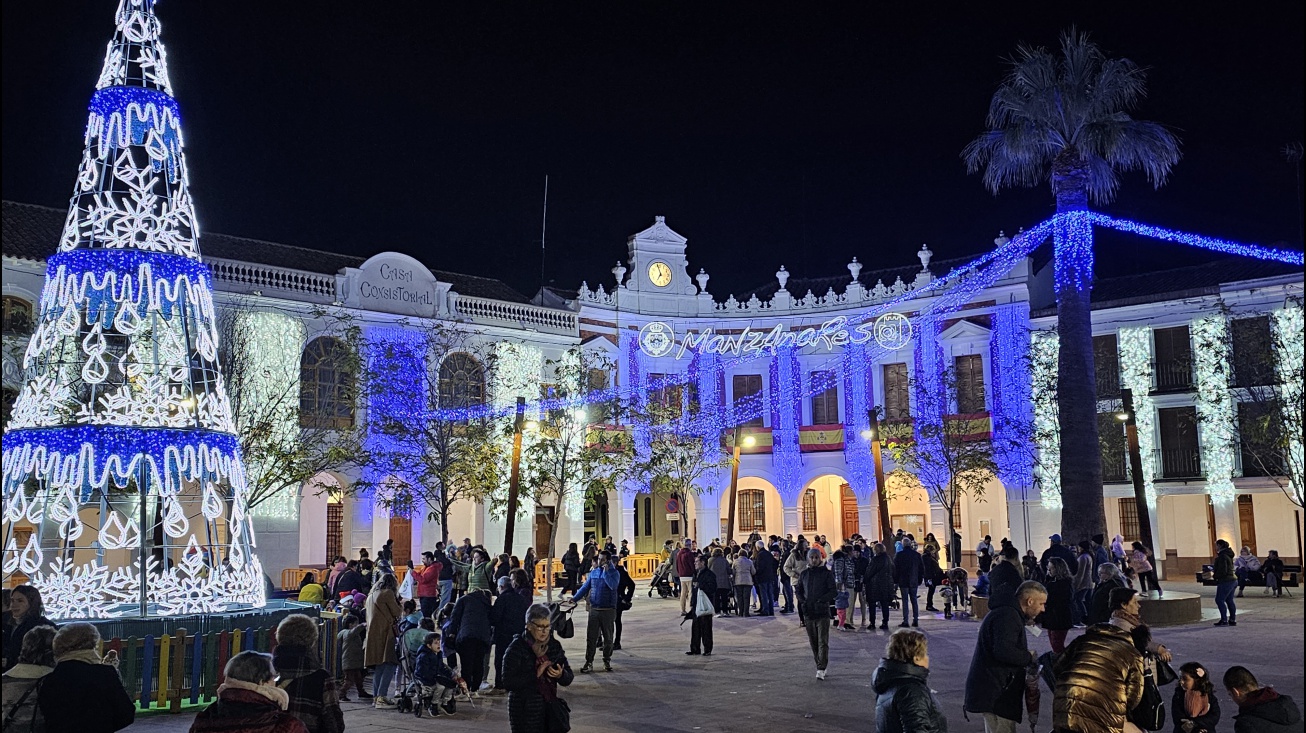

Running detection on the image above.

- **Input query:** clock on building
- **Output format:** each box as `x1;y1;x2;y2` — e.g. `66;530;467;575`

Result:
648;261;673;288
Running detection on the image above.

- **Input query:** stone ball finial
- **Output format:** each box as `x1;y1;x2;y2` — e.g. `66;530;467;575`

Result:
848;256;863;282
696;268;710;292
994;230;1010;246
918;244;933;271
776;265;789;290
612;260;627;286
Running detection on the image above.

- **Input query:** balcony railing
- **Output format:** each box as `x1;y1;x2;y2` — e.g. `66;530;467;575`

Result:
1101;449;1129;483
449;294;577;334
1158;447;1202;479
1240;450;1286;478
1153;359;1194;393
1095;371;1122;398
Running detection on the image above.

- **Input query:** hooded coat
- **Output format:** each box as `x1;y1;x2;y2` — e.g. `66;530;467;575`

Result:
872;658;948;733
1232;688;1302;733
1052;624;1145;733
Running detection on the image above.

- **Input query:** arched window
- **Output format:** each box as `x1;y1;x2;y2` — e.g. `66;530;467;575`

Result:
301;337;355;428
801;488;818;532
2;296;33;335
438;353;486;408
738;489;765;532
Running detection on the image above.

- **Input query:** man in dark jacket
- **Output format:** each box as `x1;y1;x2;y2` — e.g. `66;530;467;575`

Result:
688;555;718;656
987;545;1024;611
1038;534;1079;576
488;578;532;693
964;581;1046;732
778;537;797;614
331;561;366;599
1224;665;1303;733
433;543;455;613
613;561;637;650
796;549;837;680
892;541;924;627
1090;533;1111;573
752;541;778;616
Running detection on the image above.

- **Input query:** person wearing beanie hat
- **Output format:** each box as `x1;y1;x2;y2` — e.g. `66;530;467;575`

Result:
38;622;135;733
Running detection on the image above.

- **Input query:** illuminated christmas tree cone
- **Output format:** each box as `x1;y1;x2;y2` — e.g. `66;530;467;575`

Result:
1;0;264;618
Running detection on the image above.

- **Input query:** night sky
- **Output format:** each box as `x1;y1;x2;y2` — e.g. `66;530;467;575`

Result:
4;1;1302;298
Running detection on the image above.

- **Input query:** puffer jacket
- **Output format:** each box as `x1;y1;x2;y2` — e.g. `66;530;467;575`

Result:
732;556;755;586
865;553;897;602
831;552;857;589
1213;547;1236;582
872;657;948;733
1052;623;1145;733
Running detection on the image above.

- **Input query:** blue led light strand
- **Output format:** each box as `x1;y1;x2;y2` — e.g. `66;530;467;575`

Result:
1089;213;1305;266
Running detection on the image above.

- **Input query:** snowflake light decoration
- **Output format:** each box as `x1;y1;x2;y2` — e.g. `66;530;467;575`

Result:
1;0;264;618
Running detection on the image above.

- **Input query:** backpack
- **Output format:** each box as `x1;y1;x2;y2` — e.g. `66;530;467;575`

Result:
1128;668;1166;731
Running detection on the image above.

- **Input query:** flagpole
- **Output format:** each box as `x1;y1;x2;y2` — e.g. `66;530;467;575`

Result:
540;174;548;300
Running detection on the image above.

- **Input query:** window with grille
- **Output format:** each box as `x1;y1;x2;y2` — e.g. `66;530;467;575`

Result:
738;489;765;532
1098;412;1128;483
1238;401;1285;477
954;354;986;413
1154;326;1193;392
883;363;910;419
1;296;33;335
733;374;764;427
326;502;344;563
801;488;818;531
1094;334;1121;397
438;353;486;408
1118;498;1141;543
300;337;355;428
810;371;839;425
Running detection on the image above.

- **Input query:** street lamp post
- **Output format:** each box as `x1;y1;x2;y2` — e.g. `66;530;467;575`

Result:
1120;388;1157;555
503;396;527;557
864;407;893;547
725;426;755;541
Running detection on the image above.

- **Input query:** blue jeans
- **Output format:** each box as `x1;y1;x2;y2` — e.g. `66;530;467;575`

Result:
1215;580;1238;622
756;581;775;615
372;661;398;698
438;579;453;614
781;577;794;610
899;585;919;623
1073;588;1092;625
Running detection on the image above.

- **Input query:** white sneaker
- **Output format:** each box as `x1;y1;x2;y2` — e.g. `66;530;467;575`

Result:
816;669;827;680
478;681;492;691
373;697;397;709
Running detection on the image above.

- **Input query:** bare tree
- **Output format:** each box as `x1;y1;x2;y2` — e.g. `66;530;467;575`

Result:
883;367;999;568
630;400;732;536
218;302;368;513
350;320;505;545
519;349;633;601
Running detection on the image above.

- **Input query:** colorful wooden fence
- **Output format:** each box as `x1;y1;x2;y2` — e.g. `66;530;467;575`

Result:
104;612;343;714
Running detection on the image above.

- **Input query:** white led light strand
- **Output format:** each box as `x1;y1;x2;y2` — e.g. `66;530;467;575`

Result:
1192;316;1236;504
1271;306;1304;500
1118;327;1158;507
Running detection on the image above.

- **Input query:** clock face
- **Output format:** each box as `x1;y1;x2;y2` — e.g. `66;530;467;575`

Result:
648;261;673;288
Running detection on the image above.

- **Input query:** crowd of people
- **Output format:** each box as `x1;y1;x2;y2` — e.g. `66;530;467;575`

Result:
2;525;1299;733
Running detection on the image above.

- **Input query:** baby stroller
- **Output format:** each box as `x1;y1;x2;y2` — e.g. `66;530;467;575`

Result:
394;636;422;714
940;567;971;619
648;559;676;599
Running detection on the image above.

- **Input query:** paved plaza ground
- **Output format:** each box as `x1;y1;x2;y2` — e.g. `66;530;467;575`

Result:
125;581;1302;733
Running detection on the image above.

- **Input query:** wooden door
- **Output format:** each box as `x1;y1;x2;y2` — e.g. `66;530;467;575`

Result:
1237;495;1257;554
388;517;412;567
841;484;859;539
535;506;556;557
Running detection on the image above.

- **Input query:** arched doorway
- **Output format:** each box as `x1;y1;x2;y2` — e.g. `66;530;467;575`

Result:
632;491;695;554
299;472;345;565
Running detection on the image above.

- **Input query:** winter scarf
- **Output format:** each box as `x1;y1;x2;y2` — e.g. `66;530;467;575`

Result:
54;648;105;666
218;677;290;710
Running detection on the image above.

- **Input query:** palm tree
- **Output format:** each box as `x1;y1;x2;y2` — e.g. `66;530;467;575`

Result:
962;29;1180;542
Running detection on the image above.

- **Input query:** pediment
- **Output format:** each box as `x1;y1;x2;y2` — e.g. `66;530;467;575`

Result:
581;333;620;354
628;216;688;247
938;319;992;342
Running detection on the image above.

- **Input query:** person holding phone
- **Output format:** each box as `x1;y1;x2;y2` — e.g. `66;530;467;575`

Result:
502;604;574;733
573;551;621;673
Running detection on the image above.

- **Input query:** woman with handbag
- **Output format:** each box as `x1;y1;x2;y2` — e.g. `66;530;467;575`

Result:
503;604;575;733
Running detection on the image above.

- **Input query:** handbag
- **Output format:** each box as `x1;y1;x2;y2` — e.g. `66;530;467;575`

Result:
546;696;571;733
1154;657;1178;686
549;602;575;639
1129;669;1167;731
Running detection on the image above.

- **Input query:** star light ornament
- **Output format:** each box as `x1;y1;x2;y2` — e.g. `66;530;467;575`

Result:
0;0;265;619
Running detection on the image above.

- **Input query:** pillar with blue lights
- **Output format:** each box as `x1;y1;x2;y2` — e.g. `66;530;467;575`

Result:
1;0;264;618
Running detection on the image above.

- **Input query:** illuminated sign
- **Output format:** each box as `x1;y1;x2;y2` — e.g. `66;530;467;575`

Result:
639;313;913;359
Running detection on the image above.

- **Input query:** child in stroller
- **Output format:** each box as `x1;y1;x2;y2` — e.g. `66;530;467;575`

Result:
648;557;676;599
402;631;467;717
394;618;435;712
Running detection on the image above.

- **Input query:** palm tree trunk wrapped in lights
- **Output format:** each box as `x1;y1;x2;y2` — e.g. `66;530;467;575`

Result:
962;29;1181;541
